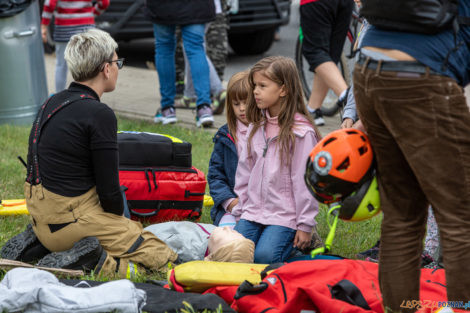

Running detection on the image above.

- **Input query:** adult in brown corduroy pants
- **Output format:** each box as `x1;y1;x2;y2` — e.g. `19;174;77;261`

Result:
352;7;470;312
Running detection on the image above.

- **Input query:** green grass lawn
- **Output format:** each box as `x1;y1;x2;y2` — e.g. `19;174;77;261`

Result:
0;116;382;279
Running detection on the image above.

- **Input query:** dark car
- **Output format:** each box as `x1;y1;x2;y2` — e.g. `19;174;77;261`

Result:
94;0;291;55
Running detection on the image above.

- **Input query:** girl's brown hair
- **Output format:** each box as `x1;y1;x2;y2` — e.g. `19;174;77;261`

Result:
246;56;321;165
225;70;251;143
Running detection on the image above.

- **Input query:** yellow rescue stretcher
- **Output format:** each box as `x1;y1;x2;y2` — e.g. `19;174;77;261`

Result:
0;196;213;216
0;199;29;216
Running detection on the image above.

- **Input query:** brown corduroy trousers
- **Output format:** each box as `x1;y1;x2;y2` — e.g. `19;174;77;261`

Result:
354;62;470;312
25;183;178;278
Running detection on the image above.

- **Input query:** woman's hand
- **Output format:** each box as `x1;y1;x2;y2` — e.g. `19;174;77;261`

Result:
293;229;311;251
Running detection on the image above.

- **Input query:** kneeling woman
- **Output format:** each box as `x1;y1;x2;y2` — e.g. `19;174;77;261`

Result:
23;29;177;277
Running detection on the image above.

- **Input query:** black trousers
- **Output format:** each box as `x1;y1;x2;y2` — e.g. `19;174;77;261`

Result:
300;0;354;72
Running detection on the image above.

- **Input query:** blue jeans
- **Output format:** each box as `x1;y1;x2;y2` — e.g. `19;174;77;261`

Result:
234;219;296;264
153;23;211;109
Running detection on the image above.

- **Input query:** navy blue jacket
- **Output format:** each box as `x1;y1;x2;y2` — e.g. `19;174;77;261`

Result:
208;124;238;226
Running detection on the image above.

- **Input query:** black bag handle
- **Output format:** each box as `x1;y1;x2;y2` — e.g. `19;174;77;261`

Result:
234;280;269;300
184;190;205;198
129;208;160;217
260;262;285;280
330;279;371;310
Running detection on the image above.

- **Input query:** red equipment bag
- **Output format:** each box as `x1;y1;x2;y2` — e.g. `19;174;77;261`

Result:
232;259;456;313
119;166;206;223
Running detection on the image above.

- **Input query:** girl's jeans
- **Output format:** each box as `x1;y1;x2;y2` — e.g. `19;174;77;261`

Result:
235;219;296;264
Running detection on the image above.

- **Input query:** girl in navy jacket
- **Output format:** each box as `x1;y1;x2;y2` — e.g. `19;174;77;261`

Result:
208;71;250;226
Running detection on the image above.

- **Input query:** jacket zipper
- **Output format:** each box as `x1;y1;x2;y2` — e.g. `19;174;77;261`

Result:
261;127;278;209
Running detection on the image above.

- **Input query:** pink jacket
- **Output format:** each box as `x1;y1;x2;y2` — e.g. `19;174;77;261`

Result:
233;111;319;233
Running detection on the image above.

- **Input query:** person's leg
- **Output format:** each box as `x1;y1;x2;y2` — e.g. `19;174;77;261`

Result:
205;12;228;81
234;219;264;245
310;62;347;107
153;23;178;124
54;42;68;92
28;185;177;278
397;76;470;302
183;50;195;99
181;23;214;127
301;0;351;125
308;0;352;109
183;50;222;99
153;24;177;110
253;225;296;264
175;26;185;97
181;24;211;106
208;56;223;96
354;65;429;313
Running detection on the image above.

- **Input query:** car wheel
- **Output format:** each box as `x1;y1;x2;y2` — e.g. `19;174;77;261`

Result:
228;28;275;55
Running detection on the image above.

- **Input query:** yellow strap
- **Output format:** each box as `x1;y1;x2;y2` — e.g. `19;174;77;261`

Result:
159;134;183;143
117;131;184;143
126;262;139;279
1;199;26;207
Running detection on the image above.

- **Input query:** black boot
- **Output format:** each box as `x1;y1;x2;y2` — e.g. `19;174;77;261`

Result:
1;224;50;262
37;237;105;272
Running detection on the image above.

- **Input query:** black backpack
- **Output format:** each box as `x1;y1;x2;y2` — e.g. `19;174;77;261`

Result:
360;0;470;34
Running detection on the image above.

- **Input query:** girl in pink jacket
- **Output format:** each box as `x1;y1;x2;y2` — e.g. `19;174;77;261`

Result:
233;56;321;264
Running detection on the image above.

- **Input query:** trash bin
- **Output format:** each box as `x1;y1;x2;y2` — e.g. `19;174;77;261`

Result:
0;0;48;125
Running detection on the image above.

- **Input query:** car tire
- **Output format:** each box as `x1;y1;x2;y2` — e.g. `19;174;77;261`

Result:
228;28;275;55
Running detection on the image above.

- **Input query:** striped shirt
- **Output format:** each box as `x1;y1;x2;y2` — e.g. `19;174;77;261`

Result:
41;0;110;27
53;24;94;42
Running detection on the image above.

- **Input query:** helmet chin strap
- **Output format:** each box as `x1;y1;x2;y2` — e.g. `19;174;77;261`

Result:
311;203;341;258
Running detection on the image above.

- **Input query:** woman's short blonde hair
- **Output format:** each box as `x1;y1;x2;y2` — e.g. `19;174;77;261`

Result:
64;28;118;82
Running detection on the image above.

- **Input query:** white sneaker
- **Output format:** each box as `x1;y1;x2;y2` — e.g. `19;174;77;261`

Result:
154;107;177;124
196;104;214;128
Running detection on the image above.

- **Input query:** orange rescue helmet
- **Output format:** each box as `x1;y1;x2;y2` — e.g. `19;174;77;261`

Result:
304;128;374;204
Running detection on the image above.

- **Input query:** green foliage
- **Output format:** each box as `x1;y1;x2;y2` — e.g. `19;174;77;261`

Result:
0;124;30;199
315;203;382;259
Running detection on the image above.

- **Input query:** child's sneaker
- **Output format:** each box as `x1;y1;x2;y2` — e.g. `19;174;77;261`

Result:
196;104;214;128
37;236;105;272
1;224;50;262
154;107;177;125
